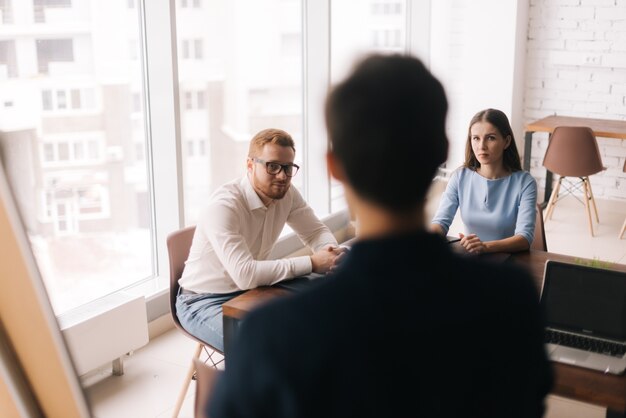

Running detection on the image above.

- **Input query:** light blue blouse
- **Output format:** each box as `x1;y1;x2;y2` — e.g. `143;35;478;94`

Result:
431;168;537;245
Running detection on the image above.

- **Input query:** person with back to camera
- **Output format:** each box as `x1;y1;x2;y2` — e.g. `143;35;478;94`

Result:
204;55;553;418
431;108;538;254
176;128;343;353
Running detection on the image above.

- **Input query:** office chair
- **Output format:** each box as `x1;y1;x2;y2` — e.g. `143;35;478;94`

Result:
542;126;605;237
167;225;224;418
617;160;626;239
531;203;547;251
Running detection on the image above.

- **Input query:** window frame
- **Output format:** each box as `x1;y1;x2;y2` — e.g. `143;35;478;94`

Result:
60;0;433;322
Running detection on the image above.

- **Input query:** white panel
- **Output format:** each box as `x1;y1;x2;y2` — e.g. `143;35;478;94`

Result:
58;293;148;376
545;395;605;418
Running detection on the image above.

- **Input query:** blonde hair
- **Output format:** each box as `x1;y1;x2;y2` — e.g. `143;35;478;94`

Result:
248;128;295;157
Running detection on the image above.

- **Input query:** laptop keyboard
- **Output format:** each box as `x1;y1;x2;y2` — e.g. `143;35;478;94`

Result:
546;329;626;357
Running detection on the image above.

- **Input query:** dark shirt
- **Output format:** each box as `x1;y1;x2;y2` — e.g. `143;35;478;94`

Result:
208;231;553;418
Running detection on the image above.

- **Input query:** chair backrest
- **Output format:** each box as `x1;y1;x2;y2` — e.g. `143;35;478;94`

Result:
531;203;547;252
167;225;197;332
542;126;604;177
193;358;220;418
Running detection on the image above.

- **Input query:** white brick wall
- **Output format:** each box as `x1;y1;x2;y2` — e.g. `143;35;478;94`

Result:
524;0;626;201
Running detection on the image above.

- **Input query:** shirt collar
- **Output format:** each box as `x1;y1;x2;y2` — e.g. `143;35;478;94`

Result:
242;175;267;211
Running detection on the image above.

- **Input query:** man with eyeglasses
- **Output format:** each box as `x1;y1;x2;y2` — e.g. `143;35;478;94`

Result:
177;128;343;353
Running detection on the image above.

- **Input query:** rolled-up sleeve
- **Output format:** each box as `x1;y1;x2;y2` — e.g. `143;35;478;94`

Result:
514;174;538;246
431;170;461;235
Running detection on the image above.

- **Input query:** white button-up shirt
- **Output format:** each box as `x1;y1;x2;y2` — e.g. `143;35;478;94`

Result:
179;176;338;294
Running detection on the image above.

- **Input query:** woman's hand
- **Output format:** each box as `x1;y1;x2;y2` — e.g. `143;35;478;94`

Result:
459;233;486;254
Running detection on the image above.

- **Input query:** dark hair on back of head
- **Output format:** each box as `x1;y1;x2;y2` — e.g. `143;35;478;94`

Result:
325;54;448;212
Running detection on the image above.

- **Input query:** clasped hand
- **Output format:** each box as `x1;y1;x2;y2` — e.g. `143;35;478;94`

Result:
458;233;486;254
310;244;349;274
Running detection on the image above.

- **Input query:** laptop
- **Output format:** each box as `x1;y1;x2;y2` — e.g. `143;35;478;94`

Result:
540;260;626;375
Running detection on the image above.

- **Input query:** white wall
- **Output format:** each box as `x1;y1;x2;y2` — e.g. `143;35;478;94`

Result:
430;0;529;171
524;0;626;200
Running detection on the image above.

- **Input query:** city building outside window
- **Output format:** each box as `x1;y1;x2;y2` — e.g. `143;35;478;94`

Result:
36;38;74;74
0;1;152;314
175;0;304;225
329;0;408;213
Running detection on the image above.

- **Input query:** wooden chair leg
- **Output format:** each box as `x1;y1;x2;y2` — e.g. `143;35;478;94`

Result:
582;180;594;237
173;343;203;418
585;177;600;223
545;177;562;221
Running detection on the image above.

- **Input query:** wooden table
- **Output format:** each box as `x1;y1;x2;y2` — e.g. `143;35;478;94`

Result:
510;251;626;418
222;238;358;356
523;115;626;207
222;249;626;417
222;286;289;357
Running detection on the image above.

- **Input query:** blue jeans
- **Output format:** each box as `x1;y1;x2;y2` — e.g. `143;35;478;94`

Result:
175;288;244;352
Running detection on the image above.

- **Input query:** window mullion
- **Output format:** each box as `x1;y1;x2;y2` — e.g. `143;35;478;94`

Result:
303;0;331;216
407;0;431;65
142;0;183;286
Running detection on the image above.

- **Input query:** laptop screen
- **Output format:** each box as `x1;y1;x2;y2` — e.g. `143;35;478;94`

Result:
541;261;626;341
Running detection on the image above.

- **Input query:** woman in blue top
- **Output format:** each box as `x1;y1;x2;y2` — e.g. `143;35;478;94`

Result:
431;108;537;254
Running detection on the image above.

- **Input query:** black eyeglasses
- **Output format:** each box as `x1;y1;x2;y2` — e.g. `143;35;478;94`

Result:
252;157;300;177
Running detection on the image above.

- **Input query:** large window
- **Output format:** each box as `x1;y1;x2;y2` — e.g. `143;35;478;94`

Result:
0;1;152;314
329;0;408;213
175;0;304;224
0;0;432;320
